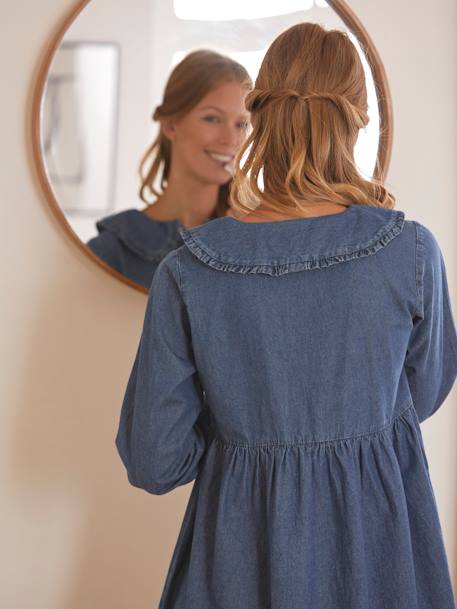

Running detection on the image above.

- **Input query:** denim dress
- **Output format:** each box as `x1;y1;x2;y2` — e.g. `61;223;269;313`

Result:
86;209;184;288
115;202;457;609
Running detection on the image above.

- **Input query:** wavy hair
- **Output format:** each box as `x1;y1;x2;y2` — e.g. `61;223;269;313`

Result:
230;22;395;217
139;50;252;220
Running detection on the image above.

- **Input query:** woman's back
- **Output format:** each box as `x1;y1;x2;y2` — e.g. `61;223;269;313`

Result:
116;202;457;609
179;204;412;438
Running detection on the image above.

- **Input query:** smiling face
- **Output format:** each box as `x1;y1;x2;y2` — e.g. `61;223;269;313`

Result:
161;81;250;185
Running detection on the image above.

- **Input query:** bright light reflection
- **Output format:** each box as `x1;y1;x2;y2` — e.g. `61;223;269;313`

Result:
173;0;325;21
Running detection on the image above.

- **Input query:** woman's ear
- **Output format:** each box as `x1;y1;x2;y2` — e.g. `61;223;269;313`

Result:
160;117;177;142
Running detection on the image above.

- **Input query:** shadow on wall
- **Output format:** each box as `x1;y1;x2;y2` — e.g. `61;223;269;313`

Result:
9;275;193;608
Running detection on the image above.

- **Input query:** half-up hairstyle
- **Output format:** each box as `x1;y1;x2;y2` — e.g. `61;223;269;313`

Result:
139;49;253;220
230;22;395;216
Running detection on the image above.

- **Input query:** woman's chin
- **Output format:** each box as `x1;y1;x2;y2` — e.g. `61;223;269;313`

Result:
200;171;232;186
219;174;232;185
216;168;233;184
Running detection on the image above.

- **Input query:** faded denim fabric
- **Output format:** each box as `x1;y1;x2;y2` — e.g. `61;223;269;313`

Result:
115;203;457;609
86;209;184;288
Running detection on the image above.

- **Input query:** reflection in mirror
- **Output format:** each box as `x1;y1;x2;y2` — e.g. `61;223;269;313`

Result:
86;51;252;288
39;0;383;291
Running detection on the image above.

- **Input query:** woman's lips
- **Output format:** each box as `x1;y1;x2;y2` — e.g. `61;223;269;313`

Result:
206;151;233;163
205;151;234;173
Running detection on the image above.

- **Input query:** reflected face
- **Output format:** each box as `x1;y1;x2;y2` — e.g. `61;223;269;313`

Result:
164;81;250;184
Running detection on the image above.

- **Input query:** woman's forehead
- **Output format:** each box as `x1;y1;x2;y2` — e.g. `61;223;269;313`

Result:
195;82;250;114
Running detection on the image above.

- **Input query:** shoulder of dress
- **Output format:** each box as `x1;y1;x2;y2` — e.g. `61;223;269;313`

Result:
178;204;406;276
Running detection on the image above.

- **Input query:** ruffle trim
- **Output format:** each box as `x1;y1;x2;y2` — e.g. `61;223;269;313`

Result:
179;210;405;275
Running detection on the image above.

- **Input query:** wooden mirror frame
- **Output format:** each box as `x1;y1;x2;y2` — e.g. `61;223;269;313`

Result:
30;0;393;295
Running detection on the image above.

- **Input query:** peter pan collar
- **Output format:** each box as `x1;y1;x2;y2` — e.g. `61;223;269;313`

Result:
95;209;184;261
179;203;405;276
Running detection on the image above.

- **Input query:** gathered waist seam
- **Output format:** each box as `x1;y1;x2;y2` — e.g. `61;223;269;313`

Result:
211;400;415;450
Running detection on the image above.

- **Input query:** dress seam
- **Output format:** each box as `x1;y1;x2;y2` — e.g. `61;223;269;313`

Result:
211;400;415;449
414;221;425;319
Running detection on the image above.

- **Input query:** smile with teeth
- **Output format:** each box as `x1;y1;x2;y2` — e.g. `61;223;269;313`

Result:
205;151;234;165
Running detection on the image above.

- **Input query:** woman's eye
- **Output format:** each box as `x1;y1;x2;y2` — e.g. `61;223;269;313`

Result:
238;121;249;130
203;115;219;123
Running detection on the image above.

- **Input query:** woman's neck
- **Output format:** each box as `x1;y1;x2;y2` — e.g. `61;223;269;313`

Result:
142;176;220;229
233;201;350;222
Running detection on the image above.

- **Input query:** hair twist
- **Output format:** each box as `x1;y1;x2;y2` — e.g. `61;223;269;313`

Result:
245;87;367;127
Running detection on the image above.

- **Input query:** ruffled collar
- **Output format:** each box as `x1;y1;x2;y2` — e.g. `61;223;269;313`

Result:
179;203;405;276
95;209;184;261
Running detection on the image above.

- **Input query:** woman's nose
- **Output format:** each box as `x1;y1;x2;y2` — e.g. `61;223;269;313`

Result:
218;125;242;148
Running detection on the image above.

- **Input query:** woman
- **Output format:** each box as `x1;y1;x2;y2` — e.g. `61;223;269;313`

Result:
86;50;251;289
116;23;457;609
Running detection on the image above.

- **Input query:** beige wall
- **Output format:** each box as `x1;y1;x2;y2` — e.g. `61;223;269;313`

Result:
1;1;456;607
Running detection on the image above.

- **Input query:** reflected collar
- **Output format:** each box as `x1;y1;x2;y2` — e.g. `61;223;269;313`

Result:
179;203;405;275
95;209;184;261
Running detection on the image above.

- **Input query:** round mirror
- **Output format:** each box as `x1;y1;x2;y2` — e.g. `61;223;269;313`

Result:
31;0;392;293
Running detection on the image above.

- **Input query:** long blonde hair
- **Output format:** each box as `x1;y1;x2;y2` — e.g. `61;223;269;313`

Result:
139;50;252;220
230;22;395;217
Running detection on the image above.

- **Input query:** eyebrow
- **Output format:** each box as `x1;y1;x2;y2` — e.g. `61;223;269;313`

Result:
199;105;249;118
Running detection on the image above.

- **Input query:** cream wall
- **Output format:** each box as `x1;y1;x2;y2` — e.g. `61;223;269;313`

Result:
1;1;456;608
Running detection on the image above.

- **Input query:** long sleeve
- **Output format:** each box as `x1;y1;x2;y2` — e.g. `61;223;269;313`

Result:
115;249;209;495
404;222;457;424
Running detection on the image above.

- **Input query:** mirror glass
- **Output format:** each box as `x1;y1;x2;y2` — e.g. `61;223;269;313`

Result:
39;0;383;291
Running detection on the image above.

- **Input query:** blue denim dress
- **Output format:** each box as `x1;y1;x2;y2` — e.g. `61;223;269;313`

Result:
115;202;457;609
86;209;184;288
